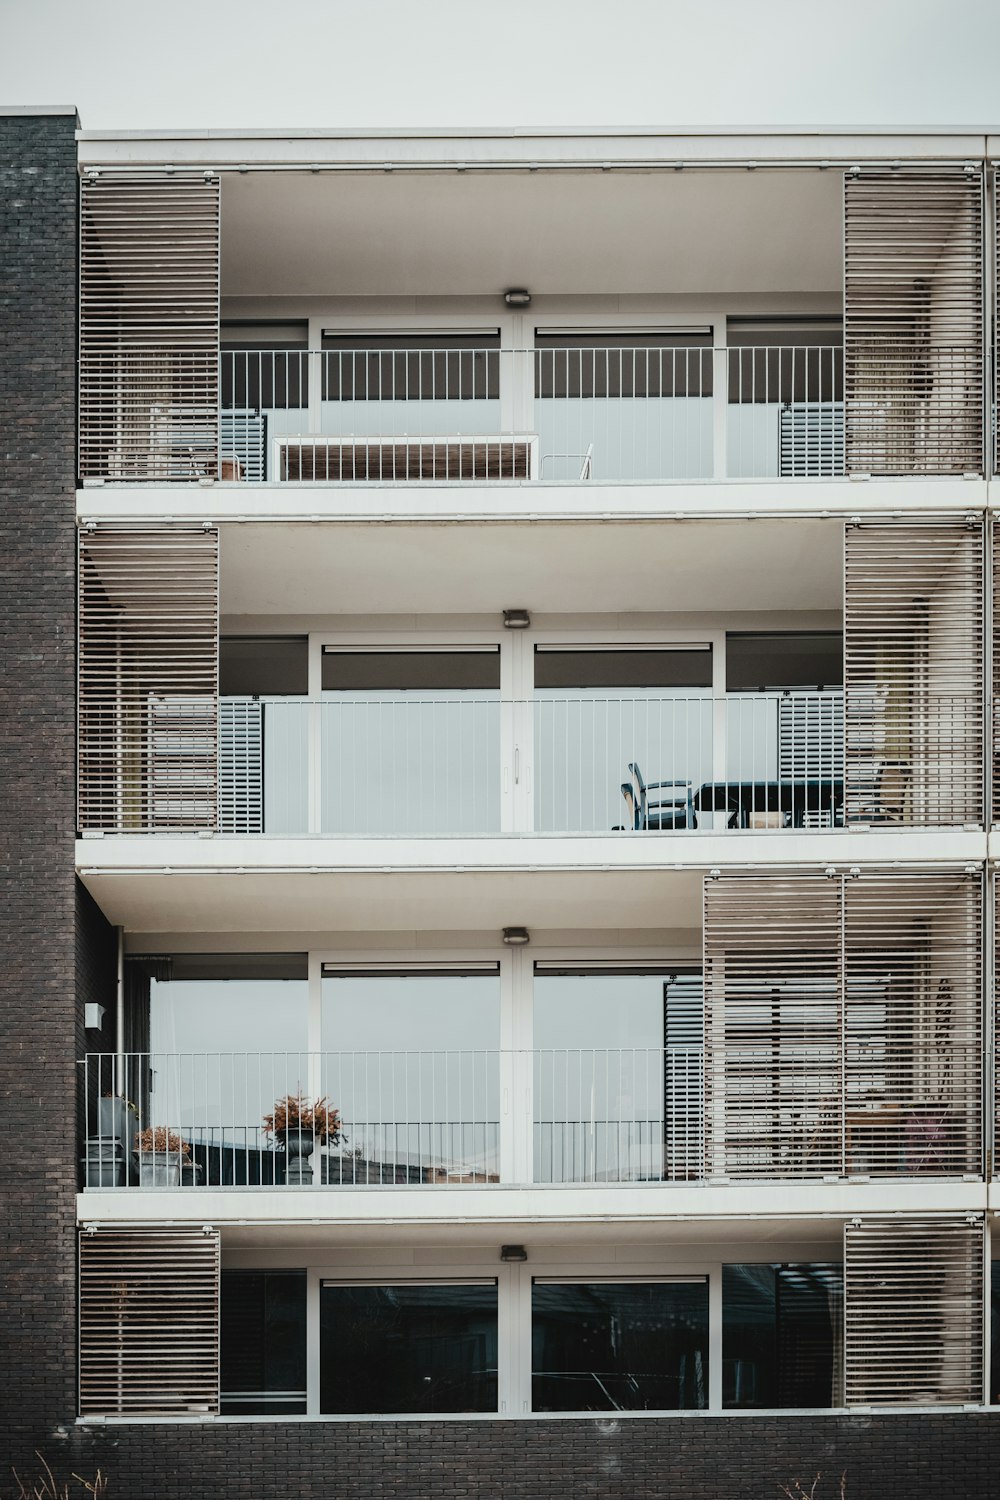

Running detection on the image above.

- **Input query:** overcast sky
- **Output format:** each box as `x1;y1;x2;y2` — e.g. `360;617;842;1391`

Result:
2;0;997;134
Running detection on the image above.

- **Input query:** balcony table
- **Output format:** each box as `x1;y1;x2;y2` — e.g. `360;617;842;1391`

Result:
694;779;844;829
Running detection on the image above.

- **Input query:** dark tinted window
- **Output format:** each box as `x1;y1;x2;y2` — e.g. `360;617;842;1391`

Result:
535;648;712;690
321;335;500;401
221;637;309;697
726;633;842;691
722;1263;842;1409
320;1282;498;1414
221;1269;307;1415
535;334;712;399
322;650;500;692
532;1280;708;1411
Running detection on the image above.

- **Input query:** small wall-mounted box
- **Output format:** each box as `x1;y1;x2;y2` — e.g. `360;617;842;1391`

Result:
84;1003;106;1030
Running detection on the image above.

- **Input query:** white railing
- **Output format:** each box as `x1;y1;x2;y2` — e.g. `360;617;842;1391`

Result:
218;691;844;836
79;1049;703;1188
216;345;844;484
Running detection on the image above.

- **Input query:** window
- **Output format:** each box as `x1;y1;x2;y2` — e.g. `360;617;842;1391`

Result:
722;1263;842;1408
318;648;502;834
221;1270;307;1415
320;968;501;1184
220;322;309;412
534;332;713;399
532;968;702;1183
220;637;309;697
320;334;501;402
532;1279;709;1412
533;645;713;834
142;955;309;1186
321;648;500;692
725;633;843;693
320;1282;499;1414
534;646;711;691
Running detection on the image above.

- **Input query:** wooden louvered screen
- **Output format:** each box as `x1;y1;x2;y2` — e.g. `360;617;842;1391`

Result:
79;1227;220;1416
844;519;985;826
993;521;1000;825
78;527;219;830
80;173;221;480
996;172;1000;475
844;168;984;475
703;870;982;1180
995;873;1000;1176
843;1216;984;1405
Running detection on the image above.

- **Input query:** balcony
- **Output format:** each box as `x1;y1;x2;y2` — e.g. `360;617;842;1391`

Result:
103;685;984;838
88;342;848;486
79;1036;978;1192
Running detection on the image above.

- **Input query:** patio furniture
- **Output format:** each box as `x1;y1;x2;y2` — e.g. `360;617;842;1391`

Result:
694;778;844;828
626;762;697;830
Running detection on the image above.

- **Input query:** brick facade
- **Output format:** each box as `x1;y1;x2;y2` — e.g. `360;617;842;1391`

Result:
0;111;82;1458
24;1413;1000;1499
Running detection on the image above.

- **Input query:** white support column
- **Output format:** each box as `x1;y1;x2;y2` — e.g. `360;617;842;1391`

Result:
498;945;533;1185
307;951;323;1107
305;1267;321;1415
499;311;531;435
307;635;323;834
710;630;728;792
707;1262;724;1411
496;1262;524;1416
712;318;728;480
512;629;535;833
306;316;324;436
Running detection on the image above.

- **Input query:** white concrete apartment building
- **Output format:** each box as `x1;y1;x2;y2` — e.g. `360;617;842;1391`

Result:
43;118;1000;1486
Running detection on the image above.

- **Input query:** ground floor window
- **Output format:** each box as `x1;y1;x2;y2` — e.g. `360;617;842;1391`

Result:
722;1264;842;1408
220;1269;307;1415
531;1278;709;1411
218;1261;846;1417
319;1281;499;1414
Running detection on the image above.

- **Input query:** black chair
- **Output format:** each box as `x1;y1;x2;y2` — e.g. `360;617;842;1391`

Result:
627;762;696;830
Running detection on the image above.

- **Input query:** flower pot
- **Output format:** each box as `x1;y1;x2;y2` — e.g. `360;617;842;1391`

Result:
82;1144;125;1188
138;1158;181;1187
97;1096;137;1150
281;1131;315;1185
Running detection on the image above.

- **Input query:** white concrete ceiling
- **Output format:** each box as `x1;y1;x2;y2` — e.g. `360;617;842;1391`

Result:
219;169;842;298
219;518;843;618
79;865;704;937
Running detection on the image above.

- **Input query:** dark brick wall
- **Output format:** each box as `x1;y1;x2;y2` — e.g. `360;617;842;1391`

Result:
0;111;81;1452
7;1411;995;1500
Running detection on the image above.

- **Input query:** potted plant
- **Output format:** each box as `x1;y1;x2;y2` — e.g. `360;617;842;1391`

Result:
264;1093;342;1186
135;1126;190;1187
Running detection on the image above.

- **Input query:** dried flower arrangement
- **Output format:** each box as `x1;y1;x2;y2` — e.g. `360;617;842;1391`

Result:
134;1126;190;1159
264;1092;342;1147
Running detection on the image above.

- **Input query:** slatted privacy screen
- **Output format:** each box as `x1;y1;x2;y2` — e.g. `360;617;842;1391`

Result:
843;1216;984;1405
995;873;1000;1171
993;521;1000;824
78;527;219;830
844;520;985;826
79;173;221;480
996;171;1000;474
844;169;984;475
79;1228;220;1416
703;871;983;1180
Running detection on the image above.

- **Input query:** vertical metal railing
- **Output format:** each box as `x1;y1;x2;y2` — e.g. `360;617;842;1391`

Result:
217;690;847;837
79;1049;706;1188
215;346;846;484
